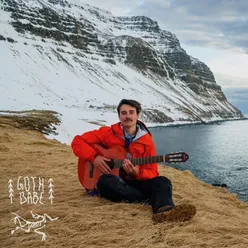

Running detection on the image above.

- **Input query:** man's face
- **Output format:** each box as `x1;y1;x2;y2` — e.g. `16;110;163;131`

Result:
119;104;139;128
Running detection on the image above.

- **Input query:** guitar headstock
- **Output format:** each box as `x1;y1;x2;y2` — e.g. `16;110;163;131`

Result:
164;152;189;163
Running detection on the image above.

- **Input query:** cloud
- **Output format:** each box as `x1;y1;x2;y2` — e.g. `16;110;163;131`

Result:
215;74;248;88
207;52;248;80
130;0;248;53
179;44;248;83
223;88;248;115
216;72;248;114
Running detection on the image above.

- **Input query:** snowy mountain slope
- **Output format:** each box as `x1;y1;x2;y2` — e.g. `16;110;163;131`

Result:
0;0;243;144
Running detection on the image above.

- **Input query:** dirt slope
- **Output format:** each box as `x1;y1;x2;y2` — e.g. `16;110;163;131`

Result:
0;117;248;248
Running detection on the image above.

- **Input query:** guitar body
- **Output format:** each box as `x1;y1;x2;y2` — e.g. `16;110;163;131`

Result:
78;144;127;190
77;144;189;191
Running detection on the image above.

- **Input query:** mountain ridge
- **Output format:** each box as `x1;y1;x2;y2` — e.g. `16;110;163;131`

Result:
0;0;244;143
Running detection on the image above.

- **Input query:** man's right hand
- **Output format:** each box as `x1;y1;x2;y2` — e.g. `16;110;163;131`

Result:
93;155;111;174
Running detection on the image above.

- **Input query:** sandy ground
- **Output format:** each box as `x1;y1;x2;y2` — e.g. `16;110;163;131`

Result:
1;123;248;248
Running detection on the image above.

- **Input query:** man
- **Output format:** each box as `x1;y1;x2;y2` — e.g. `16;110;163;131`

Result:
71;99;196;222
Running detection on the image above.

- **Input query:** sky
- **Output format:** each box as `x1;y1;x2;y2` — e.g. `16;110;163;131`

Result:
79;0;248;115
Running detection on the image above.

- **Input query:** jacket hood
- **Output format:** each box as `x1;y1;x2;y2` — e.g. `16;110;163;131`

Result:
111;120;153;146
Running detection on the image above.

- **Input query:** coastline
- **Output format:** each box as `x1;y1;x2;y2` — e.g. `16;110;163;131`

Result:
147;116;248;203
146;116;247;129
0;109;247;145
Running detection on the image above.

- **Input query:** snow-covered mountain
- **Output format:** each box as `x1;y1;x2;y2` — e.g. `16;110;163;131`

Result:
0;0;244;144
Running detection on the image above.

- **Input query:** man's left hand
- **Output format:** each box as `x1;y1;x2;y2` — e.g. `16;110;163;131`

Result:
122;159;139;177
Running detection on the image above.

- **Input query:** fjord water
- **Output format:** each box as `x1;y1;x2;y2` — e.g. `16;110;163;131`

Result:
150;119;248;202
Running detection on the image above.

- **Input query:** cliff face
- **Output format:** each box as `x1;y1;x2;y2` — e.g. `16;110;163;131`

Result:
0;0;243;125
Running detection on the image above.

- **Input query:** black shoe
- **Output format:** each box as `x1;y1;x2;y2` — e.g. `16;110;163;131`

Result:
153;204;196;223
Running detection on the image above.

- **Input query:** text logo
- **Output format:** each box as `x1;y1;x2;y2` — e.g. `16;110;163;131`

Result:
8;176;54;204
11;211;58;241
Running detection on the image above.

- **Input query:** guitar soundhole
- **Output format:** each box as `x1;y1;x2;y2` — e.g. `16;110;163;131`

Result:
107;160;115;169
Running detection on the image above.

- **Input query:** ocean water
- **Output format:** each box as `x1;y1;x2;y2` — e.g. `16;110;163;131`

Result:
150;119;248;202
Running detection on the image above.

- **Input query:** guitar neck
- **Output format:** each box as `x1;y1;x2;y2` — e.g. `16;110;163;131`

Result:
115;155;164;168
131;155;165;166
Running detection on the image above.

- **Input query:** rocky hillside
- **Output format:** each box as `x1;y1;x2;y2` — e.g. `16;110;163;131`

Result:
0;0;244;142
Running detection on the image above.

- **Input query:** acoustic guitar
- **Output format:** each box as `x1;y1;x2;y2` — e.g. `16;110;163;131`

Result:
78;144;189;190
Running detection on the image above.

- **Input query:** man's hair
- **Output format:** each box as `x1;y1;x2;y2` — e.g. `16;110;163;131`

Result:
117;99;142;115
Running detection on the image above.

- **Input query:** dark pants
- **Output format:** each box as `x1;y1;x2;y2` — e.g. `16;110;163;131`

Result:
97;174;175;213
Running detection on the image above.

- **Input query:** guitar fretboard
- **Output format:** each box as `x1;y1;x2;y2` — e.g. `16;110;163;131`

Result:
115;155;165;168
131;155;165;166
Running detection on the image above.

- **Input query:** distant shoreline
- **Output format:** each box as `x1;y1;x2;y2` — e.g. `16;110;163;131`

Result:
147;117;248;129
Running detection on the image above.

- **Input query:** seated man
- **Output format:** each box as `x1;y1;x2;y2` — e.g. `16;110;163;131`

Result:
71;99;196;222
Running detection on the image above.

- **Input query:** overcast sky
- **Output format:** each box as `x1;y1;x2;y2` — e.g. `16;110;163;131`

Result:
79;0;248;114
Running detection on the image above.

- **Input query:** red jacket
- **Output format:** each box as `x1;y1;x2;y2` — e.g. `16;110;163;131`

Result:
71;121;159;180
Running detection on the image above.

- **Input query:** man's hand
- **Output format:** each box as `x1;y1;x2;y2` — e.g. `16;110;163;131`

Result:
93;155;111;174
122;159;139;177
